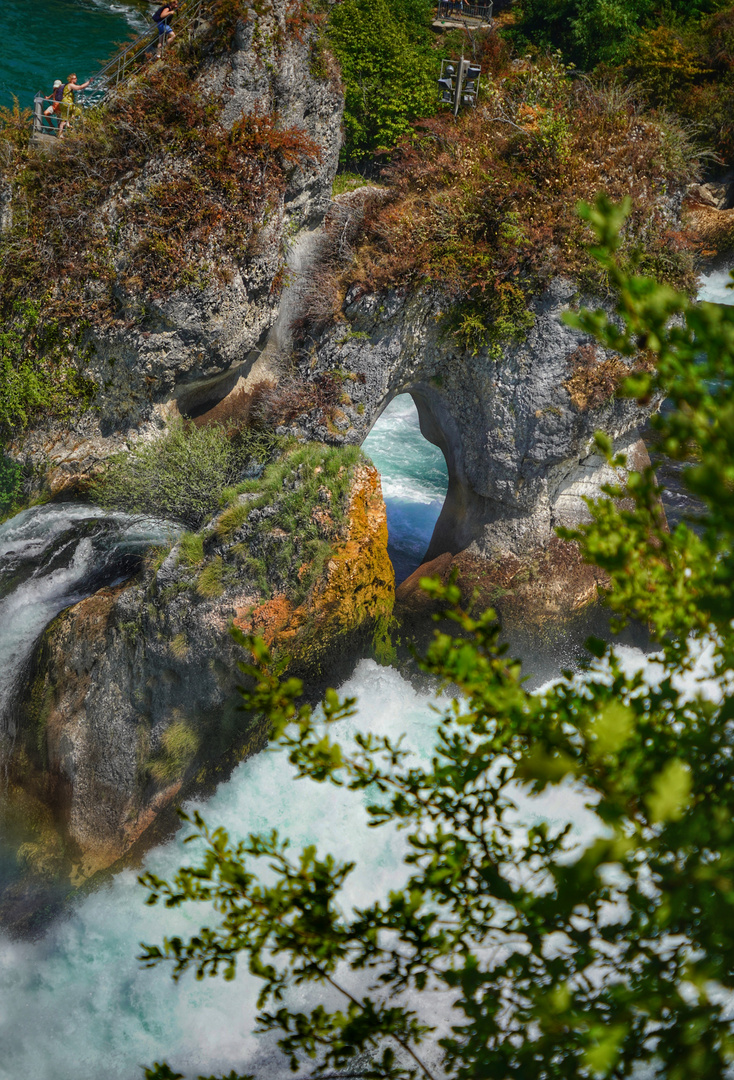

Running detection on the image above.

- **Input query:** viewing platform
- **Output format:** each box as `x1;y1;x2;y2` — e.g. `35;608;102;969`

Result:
432;0;493;29
30;0;206;144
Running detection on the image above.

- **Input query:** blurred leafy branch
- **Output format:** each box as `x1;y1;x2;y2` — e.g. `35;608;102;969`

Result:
140;197;734;1080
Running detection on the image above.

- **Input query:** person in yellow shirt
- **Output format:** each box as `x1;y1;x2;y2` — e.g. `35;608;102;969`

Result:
58;74;91;137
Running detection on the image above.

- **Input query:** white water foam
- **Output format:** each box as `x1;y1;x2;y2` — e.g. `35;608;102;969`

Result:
1;639;719;1080
698;268;734;306
0;504;178;728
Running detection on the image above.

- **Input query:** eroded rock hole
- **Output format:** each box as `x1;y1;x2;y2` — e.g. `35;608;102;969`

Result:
362;394;449;585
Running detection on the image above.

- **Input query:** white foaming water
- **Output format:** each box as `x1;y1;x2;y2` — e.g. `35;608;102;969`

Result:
698;268;734;306
0;504;178;730
1;641;718;1080
362;395;448;583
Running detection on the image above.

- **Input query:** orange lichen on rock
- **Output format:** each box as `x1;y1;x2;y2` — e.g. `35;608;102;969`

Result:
235;463;394;667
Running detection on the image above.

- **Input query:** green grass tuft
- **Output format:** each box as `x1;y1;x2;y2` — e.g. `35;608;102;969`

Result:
196;557;225;598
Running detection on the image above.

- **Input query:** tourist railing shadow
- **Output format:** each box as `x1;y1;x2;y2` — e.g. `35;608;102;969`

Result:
31;0;207;141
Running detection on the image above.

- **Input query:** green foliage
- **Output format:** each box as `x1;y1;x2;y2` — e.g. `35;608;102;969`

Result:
196;557;225;599
140;202;734;1078
0;300;95;437
626;25;710;105
332;170;374;195
229;442;362;601
327;0;438;163
0;453;22;519
149;719;200;785
177;531;205;568
94;423;280;530
515;0;725;69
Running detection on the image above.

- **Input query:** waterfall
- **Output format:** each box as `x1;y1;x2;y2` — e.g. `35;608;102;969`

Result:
0;504;178;736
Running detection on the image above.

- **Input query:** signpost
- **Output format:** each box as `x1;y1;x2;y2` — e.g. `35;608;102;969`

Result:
438;57;481;116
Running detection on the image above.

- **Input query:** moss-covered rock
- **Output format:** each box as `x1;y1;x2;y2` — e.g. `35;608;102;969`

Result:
8;453;393;883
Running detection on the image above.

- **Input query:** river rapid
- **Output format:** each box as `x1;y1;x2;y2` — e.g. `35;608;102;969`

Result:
0;9;733;1064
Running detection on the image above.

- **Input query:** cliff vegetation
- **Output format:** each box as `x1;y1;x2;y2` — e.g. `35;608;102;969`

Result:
0;0;325;448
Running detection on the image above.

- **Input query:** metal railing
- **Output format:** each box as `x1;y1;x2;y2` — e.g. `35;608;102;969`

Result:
32;0;207;138
436;0;493;22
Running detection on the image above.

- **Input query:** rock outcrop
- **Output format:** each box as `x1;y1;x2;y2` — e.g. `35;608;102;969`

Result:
285;266;654;613
8;0;343;493
12;459;392;880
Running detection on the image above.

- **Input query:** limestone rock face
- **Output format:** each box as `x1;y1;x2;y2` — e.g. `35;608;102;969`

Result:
13;463;392;879
293;275;654;580
10;1;343;490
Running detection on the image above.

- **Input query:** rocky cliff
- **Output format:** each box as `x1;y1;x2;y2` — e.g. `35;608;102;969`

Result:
272;235;657;621
4;0;343;493
11;455;393;881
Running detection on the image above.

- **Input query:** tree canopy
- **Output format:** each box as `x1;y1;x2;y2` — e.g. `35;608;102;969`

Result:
140;198;734;1079
327;0;439;164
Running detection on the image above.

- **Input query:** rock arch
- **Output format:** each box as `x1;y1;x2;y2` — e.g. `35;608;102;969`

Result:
299;277;653;595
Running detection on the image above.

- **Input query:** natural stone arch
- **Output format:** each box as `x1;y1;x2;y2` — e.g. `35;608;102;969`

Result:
299;278;655;603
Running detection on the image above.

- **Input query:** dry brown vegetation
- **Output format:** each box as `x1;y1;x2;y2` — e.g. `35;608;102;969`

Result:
297;39;699;351
562;345;630;410
0;0;322;436
2;56;319;324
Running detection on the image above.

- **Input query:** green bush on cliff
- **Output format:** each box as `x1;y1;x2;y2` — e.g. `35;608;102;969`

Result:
0;454;22;519
224;441;363;601
0;300;95;439
95;422;280;529
149;718;200;785
140;201;734;1079
328;0;438;163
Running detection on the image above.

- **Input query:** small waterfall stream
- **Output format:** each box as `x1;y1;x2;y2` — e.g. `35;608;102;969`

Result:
0;505;179;735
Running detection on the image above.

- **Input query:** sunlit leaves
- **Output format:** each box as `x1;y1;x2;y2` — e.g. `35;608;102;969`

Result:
141;203;734;1080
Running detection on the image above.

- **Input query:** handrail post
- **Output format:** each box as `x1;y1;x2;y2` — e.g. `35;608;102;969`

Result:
33;95;44;135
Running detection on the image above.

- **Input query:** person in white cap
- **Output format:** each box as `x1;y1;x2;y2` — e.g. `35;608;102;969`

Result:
43;80;64;123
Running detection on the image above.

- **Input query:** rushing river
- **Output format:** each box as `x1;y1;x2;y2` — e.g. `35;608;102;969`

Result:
0;19;731;1058
0;504;179;733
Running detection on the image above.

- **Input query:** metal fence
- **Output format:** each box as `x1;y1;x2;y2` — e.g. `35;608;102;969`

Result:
436;0;493;21
32;0;206;138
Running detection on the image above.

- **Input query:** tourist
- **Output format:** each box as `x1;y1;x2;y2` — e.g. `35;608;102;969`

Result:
43;80;64;128
58;74;92;137
153;1;179;58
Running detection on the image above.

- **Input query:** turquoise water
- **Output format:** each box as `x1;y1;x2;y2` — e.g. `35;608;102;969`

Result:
0;0;147;110
362;395;449;583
